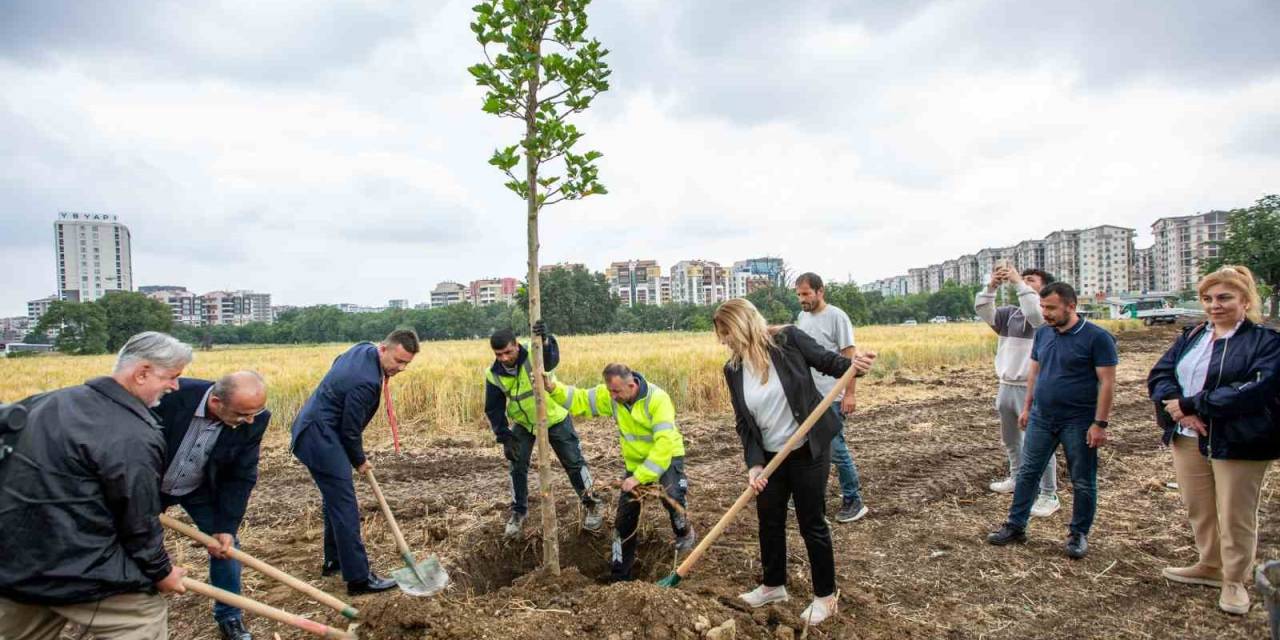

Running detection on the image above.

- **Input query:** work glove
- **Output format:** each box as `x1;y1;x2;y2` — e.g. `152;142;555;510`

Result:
532;319;548;338
494;426;514;444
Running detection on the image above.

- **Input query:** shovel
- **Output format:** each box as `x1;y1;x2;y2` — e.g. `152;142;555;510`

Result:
160;514;358;619
657;365;856;588
363;468;450;596
181;576;357;639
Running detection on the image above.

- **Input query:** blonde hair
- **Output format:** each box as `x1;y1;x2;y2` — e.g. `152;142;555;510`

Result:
713;298;777;384
1197;265;1263;324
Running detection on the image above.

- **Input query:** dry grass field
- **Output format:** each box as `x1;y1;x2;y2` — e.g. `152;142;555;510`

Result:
0;321;1142;450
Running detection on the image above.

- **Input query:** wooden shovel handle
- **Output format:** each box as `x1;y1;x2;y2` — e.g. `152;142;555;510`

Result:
674;363;857;579
160;514;358;619
363;469;414;560
181;577;355;640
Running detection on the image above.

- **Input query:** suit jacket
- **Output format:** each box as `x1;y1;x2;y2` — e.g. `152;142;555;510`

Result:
291;342;383;470
155;378;271;534
725;325;852;468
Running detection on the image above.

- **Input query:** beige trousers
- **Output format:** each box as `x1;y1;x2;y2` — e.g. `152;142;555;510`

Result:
0;592;167;640
1171;435;1272;583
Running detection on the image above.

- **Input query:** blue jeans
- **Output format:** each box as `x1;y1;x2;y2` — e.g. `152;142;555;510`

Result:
828;408;863;503
179;499;243;623
1006;413;1098;535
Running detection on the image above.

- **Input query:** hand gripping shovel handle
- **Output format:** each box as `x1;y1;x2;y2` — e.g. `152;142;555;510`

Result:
660;363;857;587
159;514;359;619
363;469;431;587
181;577;356;639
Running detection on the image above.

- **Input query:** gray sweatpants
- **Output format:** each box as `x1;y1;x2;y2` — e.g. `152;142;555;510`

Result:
996;383;1057;496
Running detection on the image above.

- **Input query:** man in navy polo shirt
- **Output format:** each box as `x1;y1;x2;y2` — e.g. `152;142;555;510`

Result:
987;282;1117;559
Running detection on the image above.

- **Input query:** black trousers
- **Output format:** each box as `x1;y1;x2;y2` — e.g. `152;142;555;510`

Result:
611;457;689;580
756;444;835;597
502;416;598;515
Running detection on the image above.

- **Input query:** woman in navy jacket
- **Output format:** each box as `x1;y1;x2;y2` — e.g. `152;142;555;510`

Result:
1147;265;1280;615
714;298;871;626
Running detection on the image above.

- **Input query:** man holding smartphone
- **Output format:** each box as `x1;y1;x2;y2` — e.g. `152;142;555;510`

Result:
975;261;1061;518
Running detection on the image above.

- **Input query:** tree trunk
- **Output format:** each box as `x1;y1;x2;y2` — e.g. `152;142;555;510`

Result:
524;36;560;575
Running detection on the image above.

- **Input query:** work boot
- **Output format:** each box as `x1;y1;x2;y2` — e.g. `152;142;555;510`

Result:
1219;582;1250;615
320;559;340;577
675;526;698;553
1031;494;1061;518
1065;532;1088;559
835;497;868;523
217;617;253;640
739;584;788;608
504;511;526;538
582;502;604;532
986;524;1026;546
1161;564;1222;588
347;572;397;595
989;477;1015;494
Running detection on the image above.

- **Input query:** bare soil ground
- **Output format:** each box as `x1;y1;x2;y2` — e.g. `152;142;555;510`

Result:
162;326;1278;639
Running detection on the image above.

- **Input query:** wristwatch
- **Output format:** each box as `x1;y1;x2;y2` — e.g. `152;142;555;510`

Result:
1092;420;1109;429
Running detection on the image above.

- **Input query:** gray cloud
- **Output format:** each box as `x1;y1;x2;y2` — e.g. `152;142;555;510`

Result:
0;1;427;85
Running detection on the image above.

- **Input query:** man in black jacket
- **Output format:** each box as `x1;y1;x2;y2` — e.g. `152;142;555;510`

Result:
0;331;191;640
157;371;269;640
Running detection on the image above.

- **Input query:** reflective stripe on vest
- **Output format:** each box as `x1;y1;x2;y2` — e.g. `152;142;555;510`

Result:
642;459;666;476
622;432;654;443
652;421;674;433
587;388;601;417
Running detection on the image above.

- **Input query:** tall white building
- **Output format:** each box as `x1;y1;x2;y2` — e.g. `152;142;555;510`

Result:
1076;225;1134;298
54;212;132;303
670;260;728;305
430;281;469;307
27;295;59;326
1151;210;1229;294
201;290;272;326
607;260;664;306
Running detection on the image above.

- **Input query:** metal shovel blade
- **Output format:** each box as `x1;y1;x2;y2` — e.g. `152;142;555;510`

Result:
390;554;450;597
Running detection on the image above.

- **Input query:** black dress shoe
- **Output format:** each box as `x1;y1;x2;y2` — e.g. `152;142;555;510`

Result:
347;572;397;595
986;524;1027;546
1065;532;1088;559
217;617;253;640
321;559;341;577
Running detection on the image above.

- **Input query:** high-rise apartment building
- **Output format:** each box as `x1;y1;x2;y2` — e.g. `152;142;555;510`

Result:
145;287;203;326
201;290;272;326
430;281;469;308
606;260;664;306
469;278;518;306
26;296;58;326
54;212;132;303
1043;229;1082;288
1150;210;1229;293
670;260;728;305
1132;246;1156;293
1011;240;1045;272
1076;225;1134;298
731;258;786;286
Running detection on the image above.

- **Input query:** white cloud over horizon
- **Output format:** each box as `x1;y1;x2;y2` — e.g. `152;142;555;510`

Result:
2;0;1277;315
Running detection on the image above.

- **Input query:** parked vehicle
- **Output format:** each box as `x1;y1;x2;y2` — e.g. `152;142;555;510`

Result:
901;319;918;326
929;316;948;324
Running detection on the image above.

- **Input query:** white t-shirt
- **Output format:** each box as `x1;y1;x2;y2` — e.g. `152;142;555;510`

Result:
796;304;855;400
742;358;802;453
1174;322;1241;437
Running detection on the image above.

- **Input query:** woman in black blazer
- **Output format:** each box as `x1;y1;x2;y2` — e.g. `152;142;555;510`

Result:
713;298;867;626
1146;265;1280;615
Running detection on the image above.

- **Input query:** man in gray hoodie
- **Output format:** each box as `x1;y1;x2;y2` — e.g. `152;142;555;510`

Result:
975;265;1060;518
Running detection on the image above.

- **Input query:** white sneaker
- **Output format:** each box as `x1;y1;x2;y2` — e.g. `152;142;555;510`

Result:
800;595;838;626
989;477;1015;494
739;584;789;608
1031;494;1060;518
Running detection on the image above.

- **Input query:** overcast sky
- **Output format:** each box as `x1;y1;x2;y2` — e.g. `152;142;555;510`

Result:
3;1;1278;315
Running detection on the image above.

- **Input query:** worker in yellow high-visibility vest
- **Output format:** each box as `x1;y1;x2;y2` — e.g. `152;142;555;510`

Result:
548;363;695;582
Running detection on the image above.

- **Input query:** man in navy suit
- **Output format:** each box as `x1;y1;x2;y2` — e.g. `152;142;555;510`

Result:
291;329;419;595
156;371;269;640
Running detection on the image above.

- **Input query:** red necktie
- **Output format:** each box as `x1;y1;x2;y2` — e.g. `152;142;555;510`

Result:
383;376;401;453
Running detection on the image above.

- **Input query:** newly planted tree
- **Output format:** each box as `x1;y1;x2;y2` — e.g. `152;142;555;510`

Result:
469;0;609;573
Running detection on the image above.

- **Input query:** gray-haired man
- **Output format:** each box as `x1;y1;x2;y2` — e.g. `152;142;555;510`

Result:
975;266;1060;518
0;332;191;640
157;372;270;640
